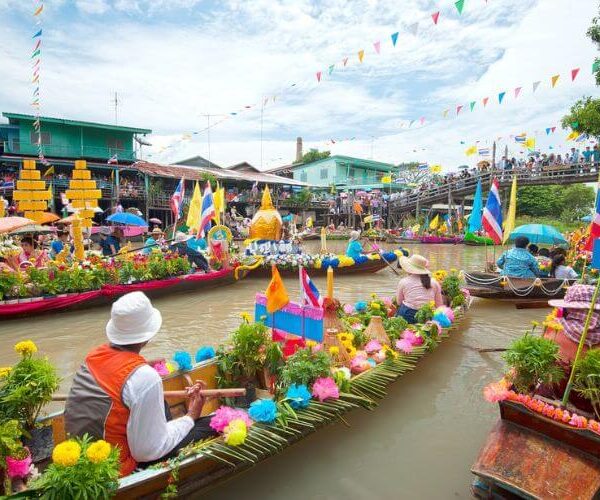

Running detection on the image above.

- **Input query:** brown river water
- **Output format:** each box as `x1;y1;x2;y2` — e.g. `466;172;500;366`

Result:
0;241;547;499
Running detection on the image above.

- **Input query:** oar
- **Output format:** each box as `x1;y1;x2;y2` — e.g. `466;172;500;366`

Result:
52;387;246;402
361;238;401;276
106;237;177;258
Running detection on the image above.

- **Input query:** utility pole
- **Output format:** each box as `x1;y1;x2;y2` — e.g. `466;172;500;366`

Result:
492;140;497;170
199;114;212;166
112;92;119;125
260;97;264;170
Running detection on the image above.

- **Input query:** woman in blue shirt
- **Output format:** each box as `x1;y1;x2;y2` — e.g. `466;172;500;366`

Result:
346;230;364;260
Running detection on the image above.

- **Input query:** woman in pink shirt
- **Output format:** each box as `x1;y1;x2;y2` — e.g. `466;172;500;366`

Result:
396;254;444;323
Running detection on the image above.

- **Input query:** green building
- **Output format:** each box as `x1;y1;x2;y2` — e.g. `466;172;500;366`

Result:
268;155;398;190
0;112;151;162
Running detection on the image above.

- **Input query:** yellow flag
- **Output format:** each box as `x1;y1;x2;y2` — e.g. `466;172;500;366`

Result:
381;175;392;184
523;137;535;150
43;166;54;177
502;176;518;244
465;145;477;156
213;184;225;225
429;214;440;230
0;197;5;217
186;181;202;232
265;265;289;313
430;164;442;174
566;130;579;141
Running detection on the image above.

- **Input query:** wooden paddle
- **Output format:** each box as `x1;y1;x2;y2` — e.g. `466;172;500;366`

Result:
52;388;246;402
361;238;401;276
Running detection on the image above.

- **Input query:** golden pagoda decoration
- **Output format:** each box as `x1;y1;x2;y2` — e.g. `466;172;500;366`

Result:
12;159;51;222
66;160;102;228
249;186;282;241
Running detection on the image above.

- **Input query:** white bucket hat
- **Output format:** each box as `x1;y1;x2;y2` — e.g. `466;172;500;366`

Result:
174;231;192;243
106;292;162;345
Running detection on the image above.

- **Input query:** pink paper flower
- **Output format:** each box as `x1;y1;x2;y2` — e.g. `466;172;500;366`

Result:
152;361;169;377
364;339;382;353
311;377;340;402
395;338;414;354
210;406;253;433
343;304;355;314
7;451;32;479
483;382;510;403
381;296;393;307
351;322;363;330
350;354;368;370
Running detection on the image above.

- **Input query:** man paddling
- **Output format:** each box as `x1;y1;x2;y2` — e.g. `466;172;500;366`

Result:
64;291;216;476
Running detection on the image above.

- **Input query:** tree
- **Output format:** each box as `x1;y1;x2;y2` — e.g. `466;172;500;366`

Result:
301;149;330;163
517;184;595;222
561;96;600;139
588;7;600;85
395;162;431;186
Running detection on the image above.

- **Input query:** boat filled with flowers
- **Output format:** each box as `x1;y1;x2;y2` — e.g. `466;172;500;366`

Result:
0;271;471;498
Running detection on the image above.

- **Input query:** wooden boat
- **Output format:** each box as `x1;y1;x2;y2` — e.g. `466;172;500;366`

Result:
464;271;573;301
386;235;420;244
420;235;463;244
22;302;471;499
243;258;390;279
471;399;600;499
0;268;237;320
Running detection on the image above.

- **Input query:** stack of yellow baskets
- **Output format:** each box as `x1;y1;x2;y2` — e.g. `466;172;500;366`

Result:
12;159;51;222
65;160;102;228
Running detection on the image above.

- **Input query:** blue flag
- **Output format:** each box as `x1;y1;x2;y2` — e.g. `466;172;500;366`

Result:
468;179;483;233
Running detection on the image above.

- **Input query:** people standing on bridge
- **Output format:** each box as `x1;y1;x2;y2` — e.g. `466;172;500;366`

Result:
496;236;540;279
593;144;600;170
395;254;444;323
583;146;593;172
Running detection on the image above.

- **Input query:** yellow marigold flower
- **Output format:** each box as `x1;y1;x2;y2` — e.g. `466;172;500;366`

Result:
306;340;317;348
531;320;539;327
224;418;247;446
345;345;357;358
428;301;435;309
370;293;377;299
14;340;37;357
239;311;252;323
86;440;112;464
337;333;349;343
370;302;381;310
329;346;340;356
0;366;11;378
52;440;81;467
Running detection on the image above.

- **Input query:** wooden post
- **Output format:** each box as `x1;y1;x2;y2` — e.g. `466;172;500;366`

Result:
492;140;496;171
144;174;150;222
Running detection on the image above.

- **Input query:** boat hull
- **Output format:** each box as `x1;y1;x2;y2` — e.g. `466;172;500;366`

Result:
244;259;389;279
0;269;237;320
420;236;463;244
464;271;571;300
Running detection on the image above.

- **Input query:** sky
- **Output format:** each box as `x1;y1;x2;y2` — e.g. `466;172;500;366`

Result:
0;0;598;172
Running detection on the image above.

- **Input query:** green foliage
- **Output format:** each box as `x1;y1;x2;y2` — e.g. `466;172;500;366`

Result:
502;334;563;393
441;274;461;300
31;435;120;500
515;215;581;234
382;316;408;343
0;419;26;468
415;302;435;324
351;328;368;349
0;355;60;428
290;188;313;205
516;184;595;223
0;272;24;300
229;321;270;379
588;9;600;85
561;96;600;138
300;149;330;163
573;348;600;419
280;348;331;387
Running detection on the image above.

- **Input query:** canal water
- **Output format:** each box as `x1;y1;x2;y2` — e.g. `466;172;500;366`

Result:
0;242;545;498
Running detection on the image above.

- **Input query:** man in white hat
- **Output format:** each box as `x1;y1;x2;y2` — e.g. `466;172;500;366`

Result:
65;292;214;476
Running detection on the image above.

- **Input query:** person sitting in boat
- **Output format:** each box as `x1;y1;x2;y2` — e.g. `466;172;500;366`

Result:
345;230;364;260
64;292;216;476
396;254;444;323
170;231;210;272
142;227;164;255
98;227;120;256
18;236;47;268
50;230;71;259
550;254;578;280
496;236;539;278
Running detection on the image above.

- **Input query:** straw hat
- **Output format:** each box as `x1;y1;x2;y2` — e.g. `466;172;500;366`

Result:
398;254;430;275
150;227;163;236
106;292;162;345
174;231;192;243
549;284;600;310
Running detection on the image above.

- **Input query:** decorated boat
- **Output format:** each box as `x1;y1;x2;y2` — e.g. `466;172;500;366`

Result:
420;235;463;244
386;234;420;244
463;232;496;246
471;314;600;498
1;271;472;498
464;271;573;301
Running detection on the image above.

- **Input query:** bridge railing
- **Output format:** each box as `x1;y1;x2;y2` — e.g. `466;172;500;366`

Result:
389;163;599;213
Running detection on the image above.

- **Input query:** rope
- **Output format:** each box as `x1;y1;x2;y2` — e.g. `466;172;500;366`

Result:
464;272;570;297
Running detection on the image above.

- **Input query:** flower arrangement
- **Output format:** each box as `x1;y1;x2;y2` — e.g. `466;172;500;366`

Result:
210;406;253;433
285;384;312;409
280;348;332;387
311;377;339;402
30;436;119;499
0;419;29;495
248;399;278;423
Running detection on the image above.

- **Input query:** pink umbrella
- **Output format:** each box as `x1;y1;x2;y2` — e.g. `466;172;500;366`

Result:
0;216;35;234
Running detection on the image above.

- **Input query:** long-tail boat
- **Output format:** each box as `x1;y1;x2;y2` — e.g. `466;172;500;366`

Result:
420;235;463;244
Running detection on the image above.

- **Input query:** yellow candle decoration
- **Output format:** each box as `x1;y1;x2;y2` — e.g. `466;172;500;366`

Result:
72;216;85;261
13;158;50;222
327;266;334;300
67;160;101;228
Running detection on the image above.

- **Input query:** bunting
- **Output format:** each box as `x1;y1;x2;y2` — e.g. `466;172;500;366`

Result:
482;97;489;107
373;41;381;54
571;67;580;81
514;87;522;98
551;74;560;87
469;101;476;112
358;49;365;63
455;0;465;14
498;91;506;104
391;32;399;46
532;80;541;92
431;11;440;24
456;105;463;115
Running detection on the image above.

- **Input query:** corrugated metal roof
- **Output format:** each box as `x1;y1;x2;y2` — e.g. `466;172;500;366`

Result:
2;112;152;134
130;161;310;186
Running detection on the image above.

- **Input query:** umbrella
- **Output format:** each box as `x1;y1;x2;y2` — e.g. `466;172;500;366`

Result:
0;216;35;234
508;224;567;246
106;212;147;227
581;215;592;223
149;217;162;225
38;212;60;225
10;224;57;235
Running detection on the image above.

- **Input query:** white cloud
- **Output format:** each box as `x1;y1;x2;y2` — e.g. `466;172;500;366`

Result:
0;0;598;171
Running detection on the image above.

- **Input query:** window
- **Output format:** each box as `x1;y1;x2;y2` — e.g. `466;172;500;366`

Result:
320;168;328;179
107;138;124;150
348;168;356;179
300;172;308;182
30;131;51;145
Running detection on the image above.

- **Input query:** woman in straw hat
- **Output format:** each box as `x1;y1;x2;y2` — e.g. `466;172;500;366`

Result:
396;254;444;323
142;227;164;255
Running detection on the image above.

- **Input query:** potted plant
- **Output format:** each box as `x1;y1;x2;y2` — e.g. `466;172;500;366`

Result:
502;333;563;394
573;348;600;419
279;348;332;388
0;341;60;462
0;419;29;496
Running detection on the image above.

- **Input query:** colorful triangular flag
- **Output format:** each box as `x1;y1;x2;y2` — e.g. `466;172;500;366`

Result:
373;41;381;54
514;87;522;98
498;91;506;104
316;71;322;82
551;74;560;87
532;81;541;93
358;49;365;63
545;128;551;135
431;11;440;24
482;97;489;107
409;119;415;127
32;29;42;38
571;68;580;81
456;105;463;115
33;4;43;15
328;64;334;75
391;32;399;46
469;101;476;112
455;0;465;14
443;109;449;118
420;117;425;125
343;57;348;66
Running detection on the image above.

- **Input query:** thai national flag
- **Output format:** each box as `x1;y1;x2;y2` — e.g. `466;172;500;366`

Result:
585;188;600;251
482;178;503;244
198;181;216;237
170;178;185;220
299;267;322;307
